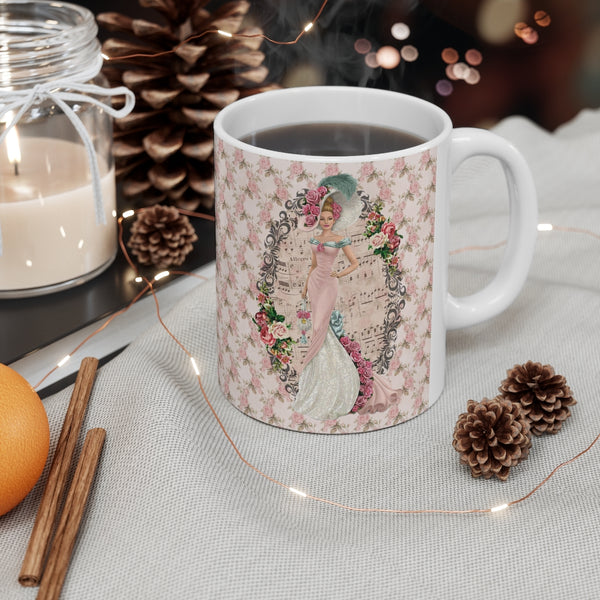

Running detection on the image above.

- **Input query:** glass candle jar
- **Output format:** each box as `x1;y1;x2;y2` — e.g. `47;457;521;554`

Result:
0;0;134;297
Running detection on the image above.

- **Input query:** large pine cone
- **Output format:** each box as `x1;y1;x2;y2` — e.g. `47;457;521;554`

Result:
453;397;532;481
98;0;277;211
127;205;198;268
499;361;576;436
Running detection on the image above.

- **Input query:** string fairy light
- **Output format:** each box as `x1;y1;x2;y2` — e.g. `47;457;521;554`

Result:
153;270;170;281
29;204;600;517
56;355;71;368
103;0;329;63
190;357;201;377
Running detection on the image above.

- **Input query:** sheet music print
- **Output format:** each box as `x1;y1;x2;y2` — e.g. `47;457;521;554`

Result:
272;226;393;370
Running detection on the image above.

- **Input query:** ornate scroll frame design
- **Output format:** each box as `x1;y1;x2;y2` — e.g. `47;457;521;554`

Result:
256;188;407;396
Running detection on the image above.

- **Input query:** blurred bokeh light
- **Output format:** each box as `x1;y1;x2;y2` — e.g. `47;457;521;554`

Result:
84;0;600;131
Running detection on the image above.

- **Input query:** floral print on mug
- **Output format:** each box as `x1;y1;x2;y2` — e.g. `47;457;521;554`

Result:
215;140;436;433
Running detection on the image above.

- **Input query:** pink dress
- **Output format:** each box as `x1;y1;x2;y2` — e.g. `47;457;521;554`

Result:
292;237;402;421
292;238;360;420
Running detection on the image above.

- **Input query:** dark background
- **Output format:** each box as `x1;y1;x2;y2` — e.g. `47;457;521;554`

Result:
83;0;600;131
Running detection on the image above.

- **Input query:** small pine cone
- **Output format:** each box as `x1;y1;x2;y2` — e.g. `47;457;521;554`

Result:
127;205;198;268
499;361;576;436
453;397;532;481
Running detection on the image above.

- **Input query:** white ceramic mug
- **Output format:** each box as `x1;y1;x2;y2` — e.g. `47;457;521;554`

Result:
213;86;537;434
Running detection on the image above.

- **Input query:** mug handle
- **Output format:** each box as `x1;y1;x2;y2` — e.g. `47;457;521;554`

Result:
446;128;538;330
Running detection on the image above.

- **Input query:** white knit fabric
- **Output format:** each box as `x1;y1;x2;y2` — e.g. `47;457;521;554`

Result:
1;110;599;599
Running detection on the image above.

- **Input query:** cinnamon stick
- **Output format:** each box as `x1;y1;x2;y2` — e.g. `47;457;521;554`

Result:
19;357;99;587
37;428;106;600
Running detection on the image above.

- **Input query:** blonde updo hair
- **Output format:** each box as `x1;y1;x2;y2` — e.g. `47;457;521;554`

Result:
321;196;336;218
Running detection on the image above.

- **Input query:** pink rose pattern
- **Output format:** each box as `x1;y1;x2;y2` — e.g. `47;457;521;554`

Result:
215;140;435;433
364;202;403;273
252;283;296;371
339;336;374;411
301;186;328;227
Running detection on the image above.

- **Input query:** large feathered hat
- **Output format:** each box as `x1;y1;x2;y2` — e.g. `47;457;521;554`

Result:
319;174;363;232
301;173;363;232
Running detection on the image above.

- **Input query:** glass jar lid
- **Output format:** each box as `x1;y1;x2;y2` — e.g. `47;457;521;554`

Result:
0;1;101;89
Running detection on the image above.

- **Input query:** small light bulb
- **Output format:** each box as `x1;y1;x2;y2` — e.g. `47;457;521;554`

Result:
190;357;200;376
289;487;307;498
491;503;509;513
304;22;314;32
101;52;110;61
134;276;143;283
122;209;135;219
154;270;170;281
217;29;233;37
537;223;553;231
57;355;71;368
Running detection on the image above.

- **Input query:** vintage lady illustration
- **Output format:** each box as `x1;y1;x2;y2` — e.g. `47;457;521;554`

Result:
217;142;435;433
291;174;400;421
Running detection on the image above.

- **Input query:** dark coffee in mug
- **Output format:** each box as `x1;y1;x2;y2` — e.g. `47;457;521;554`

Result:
240;122;426;156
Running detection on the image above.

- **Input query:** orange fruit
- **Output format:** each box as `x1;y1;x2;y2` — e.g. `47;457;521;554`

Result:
0;364;50;516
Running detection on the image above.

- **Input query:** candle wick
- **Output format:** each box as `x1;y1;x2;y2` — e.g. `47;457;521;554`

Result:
13;162;19;176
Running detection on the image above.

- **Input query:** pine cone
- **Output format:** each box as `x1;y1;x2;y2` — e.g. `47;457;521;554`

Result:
98;1;278;211
499;361;576;436
127;205;198;268
453;397;532;481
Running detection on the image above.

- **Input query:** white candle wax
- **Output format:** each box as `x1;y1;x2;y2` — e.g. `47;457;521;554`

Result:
0;137;117;293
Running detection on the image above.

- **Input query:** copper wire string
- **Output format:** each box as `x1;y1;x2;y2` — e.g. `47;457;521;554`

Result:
450;240;506;255
33;283;152;390
507;430;600;508
33;207;600;516
450;224;600;256
553;225;600;241
176;208;215;222
104;0;330;62
32;208;214;390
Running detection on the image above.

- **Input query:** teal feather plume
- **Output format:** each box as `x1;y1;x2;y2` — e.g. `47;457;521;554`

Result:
318;174;357;201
